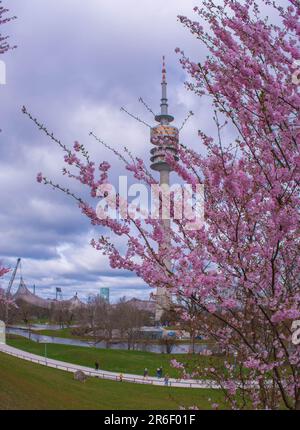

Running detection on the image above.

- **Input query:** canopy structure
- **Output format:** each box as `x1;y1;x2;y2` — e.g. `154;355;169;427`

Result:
13;279;85;309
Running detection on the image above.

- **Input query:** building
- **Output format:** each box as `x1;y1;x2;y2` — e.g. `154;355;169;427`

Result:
125;298;156;313
100;287;110;303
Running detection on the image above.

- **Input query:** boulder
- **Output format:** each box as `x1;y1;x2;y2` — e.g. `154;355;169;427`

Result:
73;370;87;383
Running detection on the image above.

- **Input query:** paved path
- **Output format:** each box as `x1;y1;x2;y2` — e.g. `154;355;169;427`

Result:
0;343;220;389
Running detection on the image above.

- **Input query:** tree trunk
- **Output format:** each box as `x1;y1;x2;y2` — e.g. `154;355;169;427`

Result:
295;389;300;410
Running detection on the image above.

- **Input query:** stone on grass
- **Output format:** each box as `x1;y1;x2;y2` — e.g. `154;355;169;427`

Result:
74;370;87;383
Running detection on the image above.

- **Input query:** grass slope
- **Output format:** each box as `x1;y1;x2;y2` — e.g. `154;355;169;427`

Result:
33;328;93;340
0;352;224;410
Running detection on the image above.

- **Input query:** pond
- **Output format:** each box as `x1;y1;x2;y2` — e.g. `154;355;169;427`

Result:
6;327;218;355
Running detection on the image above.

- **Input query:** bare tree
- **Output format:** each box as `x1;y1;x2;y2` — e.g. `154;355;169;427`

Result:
113;297;151;350
50;302;74;328
79;295;113;345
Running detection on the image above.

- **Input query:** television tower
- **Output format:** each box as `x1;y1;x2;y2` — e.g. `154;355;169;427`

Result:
150;57;179;323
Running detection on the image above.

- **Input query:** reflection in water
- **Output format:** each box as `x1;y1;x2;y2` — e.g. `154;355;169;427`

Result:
7;327;217;354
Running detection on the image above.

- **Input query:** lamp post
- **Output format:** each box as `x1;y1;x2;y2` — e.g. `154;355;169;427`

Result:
44;342;47;363
40;336;50;364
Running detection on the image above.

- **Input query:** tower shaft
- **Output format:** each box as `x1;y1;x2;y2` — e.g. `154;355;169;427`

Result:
154;170;171;323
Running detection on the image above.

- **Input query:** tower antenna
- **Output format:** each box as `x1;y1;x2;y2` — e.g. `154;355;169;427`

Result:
154;56;174;124
161;55;167;115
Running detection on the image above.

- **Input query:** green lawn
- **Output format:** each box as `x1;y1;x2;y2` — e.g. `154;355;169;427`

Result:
33;327;93;340
7;336;223;378
0;352;224;410
32;328;212;345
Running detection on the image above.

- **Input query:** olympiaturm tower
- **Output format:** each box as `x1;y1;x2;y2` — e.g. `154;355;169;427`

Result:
150;57;179;323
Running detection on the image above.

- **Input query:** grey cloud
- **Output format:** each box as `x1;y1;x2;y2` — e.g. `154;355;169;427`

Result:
0;0;218;302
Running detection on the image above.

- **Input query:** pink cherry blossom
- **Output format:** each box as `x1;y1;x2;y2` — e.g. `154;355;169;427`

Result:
26;0;300;410
36;172;43;183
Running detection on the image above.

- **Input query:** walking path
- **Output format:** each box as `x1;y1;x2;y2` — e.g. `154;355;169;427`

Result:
0;343;220;389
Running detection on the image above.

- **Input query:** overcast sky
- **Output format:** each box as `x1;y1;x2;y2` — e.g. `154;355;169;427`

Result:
0;0;209;301
1;0;282;302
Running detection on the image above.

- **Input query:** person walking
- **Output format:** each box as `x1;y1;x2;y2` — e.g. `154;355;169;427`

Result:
159;366;163;378
156;368;160;378
143;367;149;379
95;361;99;371
119;373;123;382
164;374;169;386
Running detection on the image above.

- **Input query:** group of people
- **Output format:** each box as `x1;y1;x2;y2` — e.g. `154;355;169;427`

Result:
94;361;170;386
143;367;170;386
143;366;163;378
156;367;163;378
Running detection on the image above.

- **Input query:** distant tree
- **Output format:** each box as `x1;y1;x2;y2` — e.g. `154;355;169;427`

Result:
78;295;113;344
92;296;113;343
113;298;151;350
0;265;16;322
15;301;35;336
160;306;181;327
0;288;12;321
176;296;205;354
159;336;177;354
50;301;74;329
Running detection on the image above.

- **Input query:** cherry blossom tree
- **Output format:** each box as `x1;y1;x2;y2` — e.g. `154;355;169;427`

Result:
0;265;12;320
25;0;299;409
0;1;16;55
